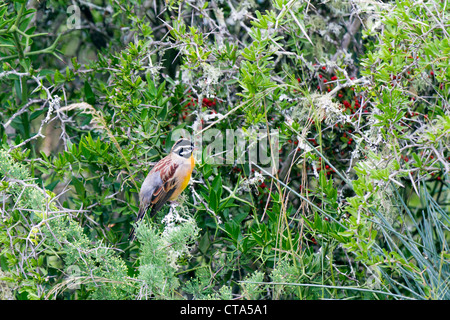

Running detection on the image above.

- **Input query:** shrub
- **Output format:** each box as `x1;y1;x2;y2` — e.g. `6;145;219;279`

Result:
0;0;448;300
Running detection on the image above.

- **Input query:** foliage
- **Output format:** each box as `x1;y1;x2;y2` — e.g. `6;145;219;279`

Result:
0;0;449;300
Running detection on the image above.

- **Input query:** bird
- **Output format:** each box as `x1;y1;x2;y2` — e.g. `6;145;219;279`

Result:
128;138;195;241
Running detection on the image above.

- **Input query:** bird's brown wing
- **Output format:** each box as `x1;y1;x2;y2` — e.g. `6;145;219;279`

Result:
148;158;179;215
147;178;178;216
129;157;179;241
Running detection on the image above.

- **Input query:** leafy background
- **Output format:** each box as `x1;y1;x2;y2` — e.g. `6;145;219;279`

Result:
0;0;449;300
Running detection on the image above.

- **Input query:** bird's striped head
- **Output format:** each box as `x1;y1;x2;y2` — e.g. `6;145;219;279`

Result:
171;138;195;159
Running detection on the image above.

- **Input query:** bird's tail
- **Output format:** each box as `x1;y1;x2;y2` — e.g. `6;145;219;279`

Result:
128;225;137;242
128;204;148;241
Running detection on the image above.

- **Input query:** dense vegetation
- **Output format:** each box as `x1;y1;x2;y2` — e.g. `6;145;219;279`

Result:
0;0;449;300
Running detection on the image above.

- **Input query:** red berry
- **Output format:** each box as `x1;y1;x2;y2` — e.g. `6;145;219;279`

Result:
203;98;211;106
331;76;337;81
322;66;326;70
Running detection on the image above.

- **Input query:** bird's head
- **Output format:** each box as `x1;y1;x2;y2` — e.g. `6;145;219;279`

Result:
171;138;195;158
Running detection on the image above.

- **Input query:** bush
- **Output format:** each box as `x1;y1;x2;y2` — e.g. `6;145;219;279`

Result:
0;0;449;300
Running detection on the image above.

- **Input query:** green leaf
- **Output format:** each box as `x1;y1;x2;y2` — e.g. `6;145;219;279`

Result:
84;81;95;105
54;70;65;84
209;190;217;212
198;231;210;254
71;177;86;201
224;220;241;243
211;174;222;201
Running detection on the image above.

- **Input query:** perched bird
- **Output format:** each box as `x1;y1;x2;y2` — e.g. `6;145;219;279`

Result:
129;138;195;241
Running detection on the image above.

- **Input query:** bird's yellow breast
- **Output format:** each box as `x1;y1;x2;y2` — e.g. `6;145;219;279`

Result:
180;154;195;190
169;154;195;200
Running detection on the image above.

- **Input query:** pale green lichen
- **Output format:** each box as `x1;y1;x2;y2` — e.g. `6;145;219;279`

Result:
136;206;199;299
0;271;15;300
